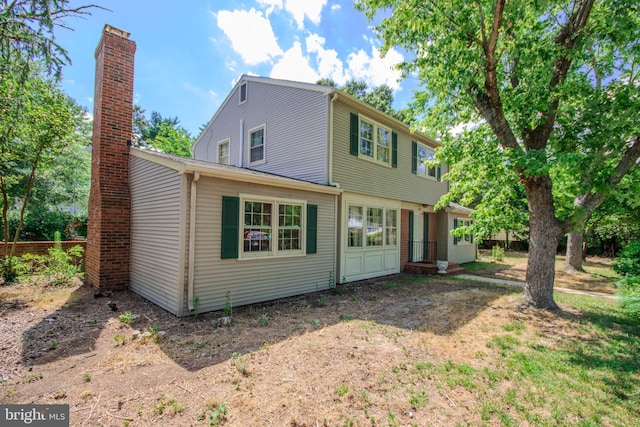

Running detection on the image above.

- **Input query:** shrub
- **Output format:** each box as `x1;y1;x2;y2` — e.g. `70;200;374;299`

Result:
491;245;505;262
4;208;87;241
616;275;640;319
612;241;640;277
20;231;84;285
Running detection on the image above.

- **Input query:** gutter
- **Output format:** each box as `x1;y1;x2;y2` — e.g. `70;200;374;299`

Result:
187;171;200;311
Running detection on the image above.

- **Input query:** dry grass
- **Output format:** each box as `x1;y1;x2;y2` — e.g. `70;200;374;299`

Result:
0;254;637;426
467;250;619;294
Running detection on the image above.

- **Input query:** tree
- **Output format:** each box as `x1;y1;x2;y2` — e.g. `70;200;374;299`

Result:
0;0;100;80
443;126;529;247
132;107;194;157
335;79;410;123
28;109;91;212
1;1;100;282
1;74;83;281
357;0;640;308
562;142;640;271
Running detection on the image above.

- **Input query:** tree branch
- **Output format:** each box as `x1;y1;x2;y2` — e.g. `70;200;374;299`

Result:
527;0;596;150
425;0;483;46
573;135;640;223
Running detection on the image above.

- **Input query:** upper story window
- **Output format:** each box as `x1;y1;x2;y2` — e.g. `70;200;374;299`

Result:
416;142;437;178
218;140;230;165
359;116;391;166
412;141;441;180
350;113;397;168
249;126;265;165
239;82;247;104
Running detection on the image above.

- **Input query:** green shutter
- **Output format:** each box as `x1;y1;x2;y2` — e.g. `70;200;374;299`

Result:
453;218;459;245
437;165;442;181
411;141;417;174
306;204;318;254
349;112;359;155
221;196;240;259
408;210;414;261
470;221;474;243
391;131;398;168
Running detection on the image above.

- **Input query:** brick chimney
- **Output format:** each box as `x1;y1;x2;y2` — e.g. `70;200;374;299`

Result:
85;25;136;291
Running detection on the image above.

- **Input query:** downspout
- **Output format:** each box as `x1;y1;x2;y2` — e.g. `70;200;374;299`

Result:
328;92;341;284
328;92;339;188
187;171;200;311
238;119;244;167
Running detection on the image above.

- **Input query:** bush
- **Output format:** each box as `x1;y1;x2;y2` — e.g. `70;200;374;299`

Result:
3;208;87;241
616;275;640;319
19;231;84;286
492;245;505;262
612;241;640;277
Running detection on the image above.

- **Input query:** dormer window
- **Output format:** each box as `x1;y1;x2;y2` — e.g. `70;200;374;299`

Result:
239;82;247;104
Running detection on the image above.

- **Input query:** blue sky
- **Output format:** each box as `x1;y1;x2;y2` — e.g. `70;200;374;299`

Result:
56;0;417;137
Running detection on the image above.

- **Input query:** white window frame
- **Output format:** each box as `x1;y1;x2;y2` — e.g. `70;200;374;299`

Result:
416;142;438;179
239;81;247;104
248;124;266;166
217;139;230;165
239;195;306;259
358;115;392;167
347;204;398;249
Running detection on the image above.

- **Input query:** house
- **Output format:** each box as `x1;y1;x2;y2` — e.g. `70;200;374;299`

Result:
192;75;476;284
86;25;475;317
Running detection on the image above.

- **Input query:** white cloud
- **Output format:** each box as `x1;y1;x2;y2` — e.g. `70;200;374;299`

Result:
270;41;319;83
306;33;347;84
331;4;341;11
284;0;327;29
347;45;404;90
258;0;327;29
216;8;283;65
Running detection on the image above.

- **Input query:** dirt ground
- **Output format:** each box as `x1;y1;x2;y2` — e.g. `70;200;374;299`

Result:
0;257;616;426
469;252;617;294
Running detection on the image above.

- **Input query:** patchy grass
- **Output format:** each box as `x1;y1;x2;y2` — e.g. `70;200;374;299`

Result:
464;250;619;294
1;256;637;425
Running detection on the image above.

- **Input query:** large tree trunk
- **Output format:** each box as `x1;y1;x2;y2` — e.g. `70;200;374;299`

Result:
521;176;564;309
564;228;585;273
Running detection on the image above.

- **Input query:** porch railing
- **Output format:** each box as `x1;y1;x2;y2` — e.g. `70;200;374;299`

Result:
408;241;437;263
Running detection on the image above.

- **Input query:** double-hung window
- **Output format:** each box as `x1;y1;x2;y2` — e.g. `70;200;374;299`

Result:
350;113;397;167
416;142;437;178
221;196;317;259
218;140;229;165
453;218;474;245
412;141;440;180
242;198;303;256
249;126;265;165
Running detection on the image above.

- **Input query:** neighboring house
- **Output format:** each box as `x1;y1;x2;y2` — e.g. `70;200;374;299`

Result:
87;26;474;317
193;75;476;284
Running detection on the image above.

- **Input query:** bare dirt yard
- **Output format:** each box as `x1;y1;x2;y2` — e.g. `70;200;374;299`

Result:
1;254;636;426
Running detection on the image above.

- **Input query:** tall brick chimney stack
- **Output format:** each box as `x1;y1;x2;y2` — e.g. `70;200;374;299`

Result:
86;25;136;291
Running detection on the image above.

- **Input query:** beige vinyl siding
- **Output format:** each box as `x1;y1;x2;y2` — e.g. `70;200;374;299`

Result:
332;100;448;206
194;80;329;184
129;156;186;315
448;213;477;263
191;175;337;313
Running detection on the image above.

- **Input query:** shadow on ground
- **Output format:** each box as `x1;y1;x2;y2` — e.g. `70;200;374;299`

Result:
16;275;522;371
